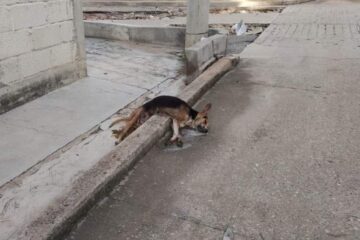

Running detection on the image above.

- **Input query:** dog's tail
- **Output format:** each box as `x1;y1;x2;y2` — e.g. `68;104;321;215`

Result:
109;117;126;128
109;107;143;128
111;107;144;142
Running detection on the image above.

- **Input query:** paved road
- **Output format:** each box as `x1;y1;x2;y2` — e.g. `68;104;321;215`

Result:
65;1;360;239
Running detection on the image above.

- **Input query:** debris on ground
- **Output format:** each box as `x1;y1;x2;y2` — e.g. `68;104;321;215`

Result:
210;7;282;14
223;227;235;240
210;23;267;35
83;7;282;21
231;20;247;36
83;8;186;20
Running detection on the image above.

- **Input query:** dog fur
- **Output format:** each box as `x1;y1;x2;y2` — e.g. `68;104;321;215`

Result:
110;95;211;146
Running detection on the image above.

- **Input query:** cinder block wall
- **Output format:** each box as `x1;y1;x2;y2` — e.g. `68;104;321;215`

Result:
0;0;86;113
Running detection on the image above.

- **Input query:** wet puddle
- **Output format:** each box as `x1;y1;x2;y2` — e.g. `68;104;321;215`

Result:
162;128;207;152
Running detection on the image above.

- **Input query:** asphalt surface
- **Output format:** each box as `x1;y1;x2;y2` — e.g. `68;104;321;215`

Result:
65;58;360;239
65;1;360;239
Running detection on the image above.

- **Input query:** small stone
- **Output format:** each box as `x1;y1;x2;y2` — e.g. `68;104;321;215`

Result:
176;139;183;148
223;227;234;240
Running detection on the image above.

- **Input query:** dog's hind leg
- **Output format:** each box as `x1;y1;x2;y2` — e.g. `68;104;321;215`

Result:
115;108;143;143
112;129;122;138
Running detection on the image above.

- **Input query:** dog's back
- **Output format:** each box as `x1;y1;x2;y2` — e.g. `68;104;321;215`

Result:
143;96;197;121
143;96;189;112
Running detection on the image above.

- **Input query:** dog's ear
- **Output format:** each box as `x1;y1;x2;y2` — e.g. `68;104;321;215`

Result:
200;103;212;115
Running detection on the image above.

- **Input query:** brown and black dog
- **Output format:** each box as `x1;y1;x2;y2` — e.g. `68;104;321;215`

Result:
110;95;211;146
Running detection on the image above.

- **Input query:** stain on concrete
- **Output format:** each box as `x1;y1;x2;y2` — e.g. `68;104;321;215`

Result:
0;66;76;114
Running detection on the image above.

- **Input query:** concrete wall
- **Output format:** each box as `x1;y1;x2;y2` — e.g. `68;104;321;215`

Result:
0;0;86;113
85;21;186;47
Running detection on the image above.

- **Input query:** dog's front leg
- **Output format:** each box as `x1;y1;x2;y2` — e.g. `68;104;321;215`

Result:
171;119;180;141
170;119;183;147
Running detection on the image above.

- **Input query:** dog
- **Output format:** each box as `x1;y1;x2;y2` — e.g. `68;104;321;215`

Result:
110;95;211;146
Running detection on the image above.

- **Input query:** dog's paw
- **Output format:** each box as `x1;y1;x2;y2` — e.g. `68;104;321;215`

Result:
176;139;183;148
112;129;120;134
112;130;124;140
166;137;183;148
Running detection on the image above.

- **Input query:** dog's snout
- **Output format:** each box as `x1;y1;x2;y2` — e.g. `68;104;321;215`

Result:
197;126;208;133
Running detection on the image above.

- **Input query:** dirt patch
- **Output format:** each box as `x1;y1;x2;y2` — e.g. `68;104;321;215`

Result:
210;7;283;14
83;7;282;21
83;8;186;20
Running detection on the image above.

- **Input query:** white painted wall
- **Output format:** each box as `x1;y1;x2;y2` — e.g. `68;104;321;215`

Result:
0;0;86;111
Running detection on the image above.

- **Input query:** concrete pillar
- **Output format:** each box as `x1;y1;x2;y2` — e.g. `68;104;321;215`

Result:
185;0;210;48
73;0;87;78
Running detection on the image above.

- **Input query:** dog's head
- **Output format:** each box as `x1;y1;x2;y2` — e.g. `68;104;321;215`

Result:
193;103;212;133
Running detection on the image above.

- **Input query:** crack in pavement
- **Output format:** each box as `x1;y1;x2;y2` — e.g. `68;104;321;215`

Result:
250;81;337;94
108;196;236;237
171;212;226;232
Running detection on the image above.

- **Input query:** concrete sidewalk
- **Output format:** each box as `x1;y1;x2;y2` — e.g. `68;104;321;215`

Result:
65;1;360;239
0;38;183;186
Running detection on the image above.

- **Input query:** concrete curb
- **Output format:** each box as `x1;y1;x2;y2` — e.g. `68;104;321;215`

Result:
11;56;238;240
185;34;227;84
